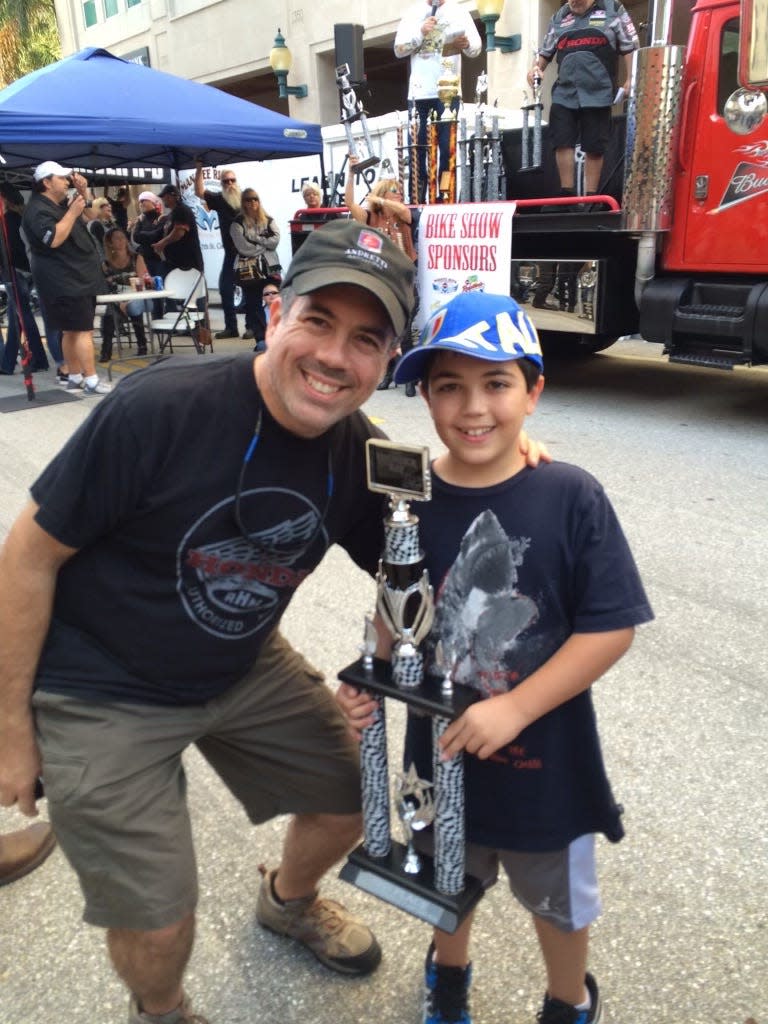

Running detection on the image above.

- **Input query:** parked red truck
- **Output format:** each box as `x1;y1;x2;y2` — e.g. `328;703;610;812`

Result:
504;0;768;369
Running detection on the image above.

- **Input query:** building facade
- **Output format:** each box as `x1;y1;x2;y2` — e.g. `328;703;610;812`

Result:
51;0;557;127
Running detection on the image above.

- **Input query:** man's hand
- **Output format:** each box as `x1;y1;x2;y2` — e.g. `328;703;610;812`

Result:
438;694;528;762
519;428;552;466
335;683;379;743
527;62;546;89
421;15;438;35
0;724;42;817
70;172;89;197
67;193;87;218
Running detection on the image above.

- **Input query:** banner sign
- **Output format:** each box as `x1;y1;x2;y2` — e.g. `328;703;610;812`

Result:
416;202;516;328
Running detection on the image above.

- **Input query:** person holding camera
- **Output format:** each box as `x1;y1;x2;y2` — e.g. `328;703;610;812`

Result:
21;161;111;395
230;188;281;347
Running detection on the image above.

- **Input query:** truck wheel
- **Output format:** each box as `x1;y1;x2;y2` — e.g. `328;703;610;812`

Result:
540;331;618;358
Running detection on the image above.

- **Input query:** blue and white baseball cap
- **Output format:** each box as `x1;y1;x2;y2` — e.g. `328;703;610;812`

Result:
394;292;543;385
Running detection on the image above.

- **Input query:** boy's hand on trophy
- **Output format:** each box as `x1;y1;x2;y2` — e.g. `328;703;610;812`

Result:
438;695;528;761
335;683;379;742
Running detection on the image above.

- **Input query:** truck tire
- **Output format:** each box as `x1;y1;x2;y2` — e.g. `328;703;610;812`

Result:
540;331;618;358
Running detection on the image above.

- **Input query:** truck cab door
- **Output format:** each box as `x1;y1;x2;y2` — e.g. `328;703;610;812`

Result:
672;10;768;271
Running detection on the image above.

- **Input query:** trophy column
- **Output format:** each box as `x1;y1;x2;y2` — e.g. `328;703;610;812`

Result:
338;440;484;934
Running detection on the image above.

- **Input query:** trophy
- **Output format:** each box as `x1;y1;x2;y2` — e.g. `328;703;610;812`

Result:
336;63;380;173
338;440;484;933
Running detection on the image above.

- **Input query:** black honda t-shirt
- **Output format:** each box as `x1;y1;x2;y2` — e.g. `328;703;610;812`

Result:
31;354;385;704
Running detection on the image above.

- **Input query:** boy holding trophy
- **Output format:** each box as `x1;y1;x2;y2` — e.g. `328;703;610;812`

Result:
337;292;653;1024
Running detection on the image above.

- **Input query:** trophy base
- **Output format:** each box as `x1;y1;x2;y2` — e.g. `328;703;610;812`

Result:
339;657;480;718
350;155;381;172
339;842;484;933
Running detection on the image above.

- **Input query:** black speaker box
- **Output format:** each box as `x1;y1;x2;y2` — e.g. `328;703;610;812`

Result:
334;23;365;84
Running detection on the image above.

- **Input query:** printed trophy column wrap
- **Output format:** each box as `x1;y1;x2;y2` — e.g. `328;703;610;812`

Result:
361;696;391;859
432;716;466;896
381;518;427;689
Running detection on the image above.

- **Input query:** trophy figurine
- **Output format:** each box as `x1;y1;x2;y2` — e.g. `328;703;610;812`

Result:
394;764;435;874
338;439;484;932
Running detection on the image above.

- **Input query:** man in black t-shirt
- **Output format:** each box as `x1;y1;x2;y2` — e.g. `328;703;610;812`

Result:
0;220;419;1024
21;160;110;395
195;162;240;339
152;185;203;273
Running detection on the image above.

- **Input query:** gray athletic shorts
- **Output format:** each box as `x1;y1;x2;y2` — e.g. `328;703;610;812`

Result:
417;832;601;932
32;631;361;931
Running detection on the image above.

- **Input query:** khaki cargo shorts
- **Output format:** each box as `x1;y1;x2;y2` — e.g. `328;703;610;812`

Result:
33;631;361;930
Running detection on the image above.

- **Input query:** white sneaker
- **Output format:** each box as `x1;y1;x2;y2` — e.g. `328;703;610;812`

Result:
82;379;112;395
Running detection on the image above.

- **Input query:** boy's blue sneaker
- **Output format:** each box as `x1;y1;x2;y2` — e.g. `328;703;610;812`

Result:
537;973;602;1024
423;943;472;1024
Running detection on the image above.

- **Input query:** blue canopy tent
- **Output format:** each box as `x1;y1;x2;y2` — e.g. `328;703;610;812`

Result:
0;47;322;176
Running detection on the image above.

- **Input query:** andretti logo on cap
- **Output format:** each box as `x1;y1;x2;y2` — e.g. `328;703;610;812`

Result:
356;229;384;254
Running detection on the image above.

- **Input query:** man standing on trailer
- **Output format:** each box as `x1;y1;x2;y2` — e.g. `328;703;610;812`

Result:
528;0;638;204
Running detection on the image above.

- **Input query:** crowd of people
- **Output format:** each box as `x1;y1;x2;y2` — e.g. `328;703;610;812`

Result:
0;161;336;383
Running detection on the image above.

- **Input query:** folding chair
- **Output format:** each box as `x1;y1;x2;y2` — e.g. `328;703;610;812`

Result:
150;269;209;354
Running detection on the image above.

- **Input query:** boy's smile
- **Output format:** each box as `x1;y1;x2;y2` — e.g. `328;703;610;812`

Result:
423;351;544;487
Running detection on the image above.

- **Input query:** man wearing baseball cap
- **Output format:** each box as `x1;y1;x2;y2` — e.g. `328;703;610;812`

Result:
0;220;416;1024
0;224;549;1024
21;161;111;394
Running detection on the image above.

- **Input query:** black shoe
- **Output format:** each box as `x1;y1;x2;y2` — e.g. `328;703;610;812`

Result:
405;381;417;397
424;943;472;1023
537;973;602;1024
242;330;256;341
215;329;239;339
136;347;148;356
377;357;397;391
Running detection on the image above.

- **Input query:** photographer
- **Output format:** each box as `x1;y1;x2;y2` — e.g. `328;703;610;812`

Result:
21;161;110;395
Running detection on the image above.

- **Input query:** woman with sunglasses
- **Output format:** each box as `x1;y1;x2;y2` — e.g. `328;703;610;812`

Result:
230;189;281;347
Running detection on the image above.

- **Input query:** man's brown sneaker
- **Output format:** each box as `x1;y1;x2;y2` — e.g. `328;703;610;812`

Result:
256;866;382;976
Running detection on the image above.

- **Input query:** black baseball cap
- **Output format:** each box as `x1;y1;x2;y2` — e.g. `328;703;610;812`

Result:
159;184;179;198
282;219;415;338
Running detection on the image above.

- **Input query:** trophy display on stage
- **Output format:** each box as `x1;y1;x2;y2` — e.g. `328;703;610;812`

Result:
338;439;484;933
336;63;380;173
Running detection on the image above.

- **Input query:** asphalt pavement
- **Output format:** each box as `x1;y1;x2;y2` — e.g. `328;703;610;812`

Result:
0;323;765;1024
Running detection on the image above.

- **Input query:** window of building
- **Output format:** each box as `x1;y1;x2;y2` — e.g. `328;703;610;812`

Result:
126;0;142;7
103;0;118;16
83;0;97;26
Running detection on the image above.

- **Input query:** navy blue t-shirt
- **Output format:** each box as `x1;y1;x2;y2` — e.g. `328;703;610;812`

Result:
30;354;385;705
405;461;653;851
